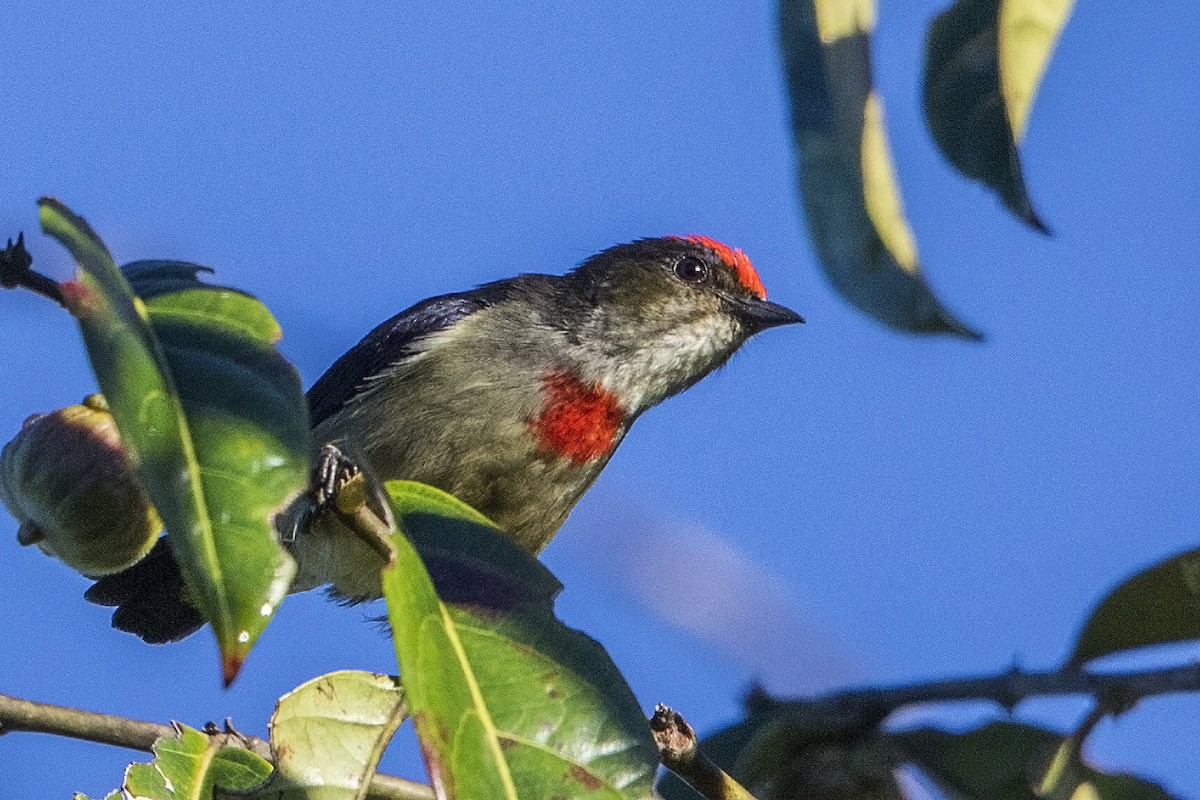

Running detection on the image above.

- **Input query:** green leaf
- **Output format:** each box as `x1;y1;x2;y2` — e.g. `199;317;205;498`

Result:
382;480;659;800
126;260;284;343
394;480;562;608
125;760;173;799
1069;549;1200;666
924;0;1074;231
778;0;980;339
893;722;1173;800
254;670;406;800
38;198;306;683
121;724;274;800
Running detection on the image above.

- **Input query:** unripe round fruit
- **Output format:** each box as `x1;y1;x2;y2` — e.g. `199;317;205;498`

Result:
1;395;161;576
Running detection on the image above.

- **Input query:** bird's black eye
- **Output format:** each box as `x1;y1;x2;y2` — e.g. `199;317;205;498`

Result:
674;256;708;283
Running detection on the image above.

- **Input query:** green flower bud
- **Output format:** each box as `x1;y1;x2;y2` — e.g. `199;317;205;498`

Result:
1;395;161;576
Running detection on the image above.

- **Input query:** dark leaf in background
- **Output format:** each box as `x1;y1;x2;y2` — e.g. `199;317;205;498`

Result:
736;720;898;800
1070;549;1200;667
658;699;900;800
778;0;980;339
924;0;1074;231
894;722;1174;800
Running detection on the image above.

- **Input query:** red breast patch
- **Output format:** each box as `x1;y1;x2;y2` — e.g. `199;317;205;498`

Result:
529;369;624;464
669;235;766;300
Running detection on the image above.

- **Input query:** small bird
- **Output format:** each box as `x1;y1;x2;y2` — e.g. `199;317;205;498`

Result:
86;235;802;641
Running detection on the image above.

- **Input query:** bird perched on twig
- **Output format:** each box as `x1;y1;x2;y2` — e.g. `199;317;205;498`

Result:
87;235;802;642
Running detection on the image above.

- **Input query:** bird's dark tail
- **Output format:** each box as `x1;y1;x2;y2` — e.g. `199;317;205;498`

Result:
85;538;206;643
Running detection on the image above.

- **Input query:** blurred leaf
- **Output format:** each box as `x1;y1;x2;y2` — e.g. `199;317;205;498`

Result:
998;0;1074;140
38;198;306;683
1070;549;1200;666
1035;732;1081;800
254;670;406;800
121;724;273;800
894;722;1173;800
779;0;979;339
382;480;658;800
924;0;1074;230
740;718;899;800
661;707;901;800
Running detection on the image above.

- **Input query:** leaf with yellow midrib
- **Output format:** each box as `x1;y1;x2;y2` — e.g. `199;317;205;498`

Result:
382;480;658;800
38;198;307;684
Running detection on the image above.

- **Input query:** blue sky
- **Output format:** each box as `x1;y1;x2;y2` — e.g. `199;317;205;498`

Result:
2;2;1199;796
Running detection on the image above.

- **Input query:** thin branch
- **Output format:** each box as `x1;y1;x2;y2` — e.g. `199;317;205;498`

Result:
0;692;172;751
651;704;760;800
0;232;66;306
0;693;433;800
761;661;1200;734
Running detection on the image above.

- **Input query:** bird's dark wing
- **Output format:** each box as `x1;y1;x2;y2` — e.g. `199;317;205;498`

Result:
306;276;557;427
307;292;489;427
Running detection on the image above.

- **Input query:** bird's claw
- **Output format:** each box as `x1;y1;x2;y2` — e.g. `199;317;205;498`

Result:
291;441;396;563
313;442;361;506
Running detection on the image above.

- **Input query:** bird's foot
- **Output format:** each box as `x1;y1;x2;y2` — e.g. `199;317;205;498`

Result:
299;442;397;564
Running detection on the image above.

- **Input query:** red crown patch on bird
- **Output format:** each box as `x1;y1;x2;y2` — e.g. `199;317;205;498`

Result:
669;235;766;300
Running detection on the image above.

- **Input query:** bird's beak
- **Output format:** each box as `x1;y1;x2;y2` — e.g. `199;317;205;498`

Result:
727;295;805;332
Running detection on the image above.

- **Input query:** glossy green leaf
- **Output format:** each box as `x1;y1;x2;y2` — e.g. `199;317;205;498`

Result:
924;0;1074;231
1069;549;1200;666
255;670;407;800
779;0;979;339
126;259;284;342
121;724;274;799
382;480;658;800
38;198;306;683
894;722;1172;800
